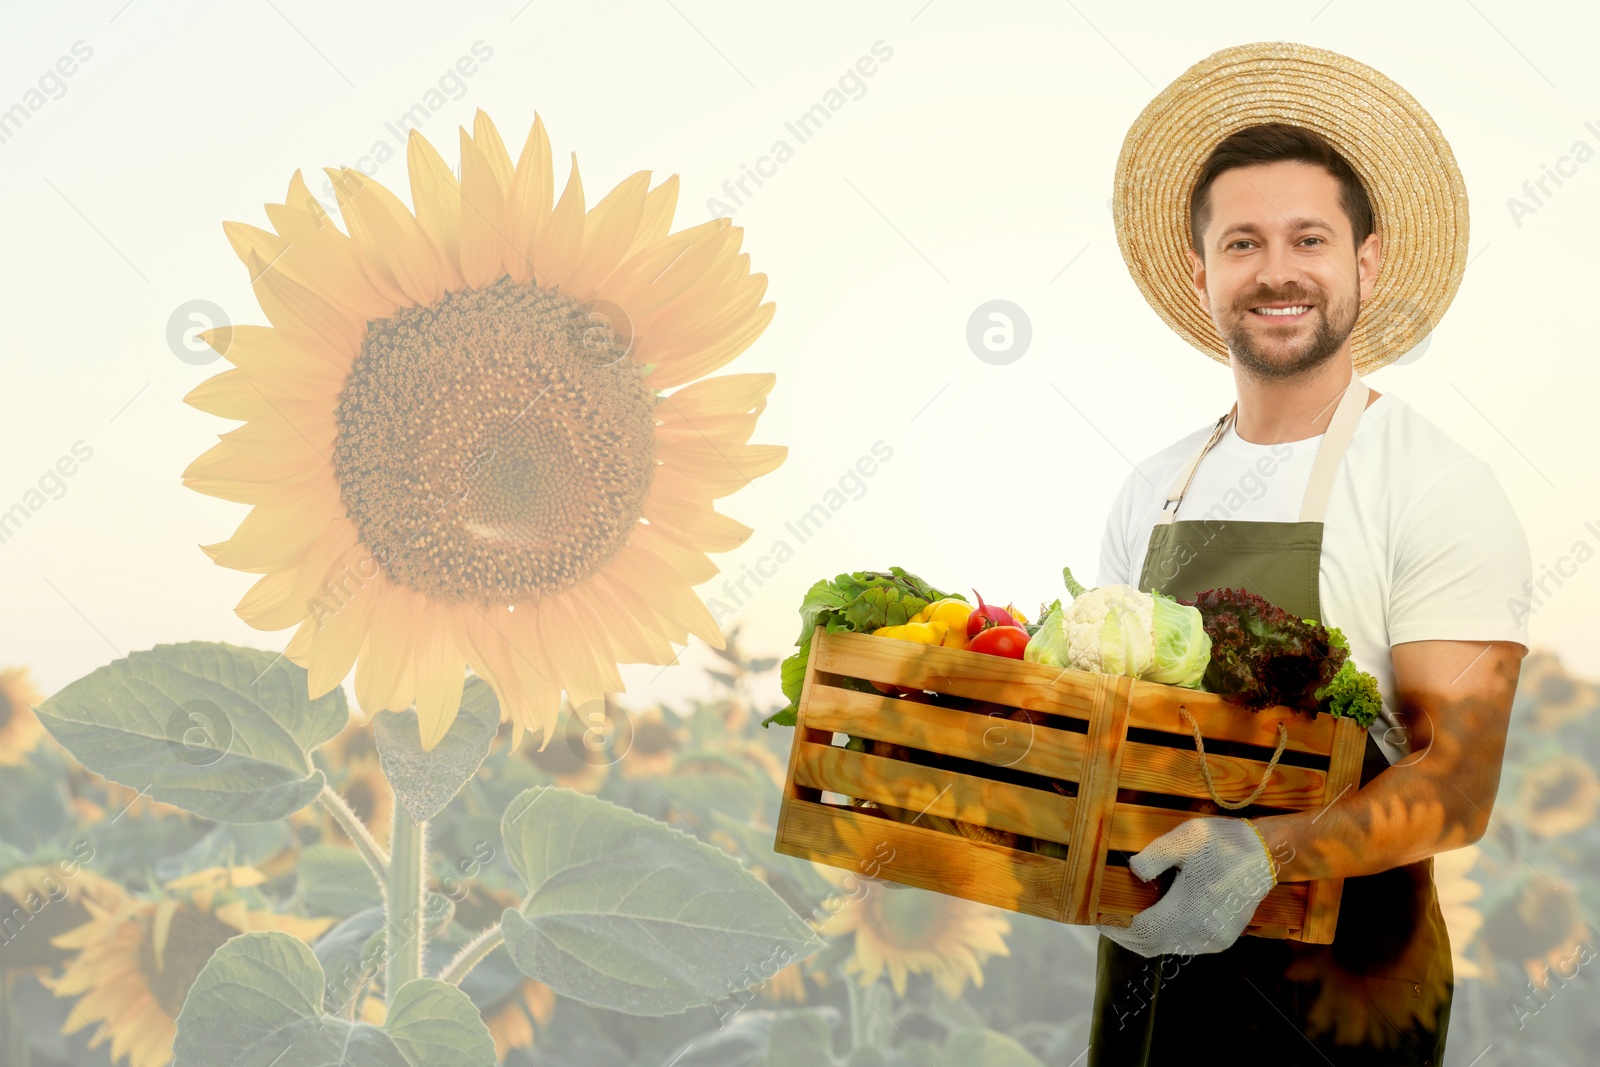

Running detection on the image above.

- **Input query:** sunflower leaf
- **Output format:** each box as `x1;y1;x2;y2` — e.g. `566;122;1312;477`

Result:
34;642;346;823
172;930;410;1067
498;785;823;1016
296;844;383;918
384;978;497;1067
175;935;492;1066
374;677;500;823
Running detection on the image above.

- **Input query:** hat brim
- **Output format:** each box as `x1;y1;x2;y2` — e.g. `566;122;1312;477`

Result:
1113;40;1470;374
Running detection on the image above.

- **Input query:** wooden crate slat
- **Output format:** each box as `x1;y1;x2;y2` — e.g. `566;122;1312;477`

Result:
801;683;1087;782
1107;802;1196;853
1299;715;1368;942
1061;673;1136;925
774;798;1068;920
1128;679;1335;755
792;741;1078;845
813;629;1101;721
1096;865;1309;938
1114;738;1327;808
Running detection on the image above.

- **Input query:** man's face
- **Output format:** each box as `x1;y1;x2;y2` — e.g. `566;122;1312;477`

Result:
1187;161;1380;381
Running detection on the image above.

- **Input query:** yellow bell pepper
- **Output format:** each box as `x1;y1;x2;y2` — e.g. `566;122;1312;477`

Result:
872;620;948;644
906;598;972;649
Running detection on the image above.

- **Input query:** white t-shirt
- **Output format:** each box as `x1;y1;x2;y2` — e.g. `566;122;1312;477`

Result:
1096;391;1532;766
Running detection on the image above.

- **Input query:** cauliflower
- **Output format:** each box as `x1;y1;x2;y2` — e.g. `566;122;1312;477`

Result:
1060;570;1155;676
1024;567;1209;688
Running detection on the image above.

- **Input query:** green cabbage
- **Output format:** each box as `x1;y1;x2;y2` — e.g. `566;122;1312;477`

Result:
1146;589;1211;689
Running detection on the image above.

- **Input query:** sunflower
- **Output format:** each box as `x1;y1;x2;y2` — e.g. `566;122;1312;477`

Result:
1516;650;1598;732
183;108;783;752
46;866;332;1067
1434;844;1485;980
1483;876;1595;996
1511;754;1600;838
0;666;45;765
0;863;126;972
813;869;1011;998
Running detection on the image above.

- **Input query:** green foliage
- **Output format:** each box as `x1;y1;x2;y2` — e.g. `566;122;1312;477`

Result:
34;642;346;822
172;931;494;1066
497;785;823;1015
764;568;959;728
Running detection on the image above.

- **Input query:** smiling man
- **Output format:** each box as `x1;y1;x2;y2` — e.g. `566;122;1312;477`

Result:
1087;43;1531;1066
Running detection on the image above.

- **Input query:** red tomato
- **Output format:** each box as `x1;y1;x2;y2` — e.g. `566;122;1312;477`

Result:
966;625;1029;659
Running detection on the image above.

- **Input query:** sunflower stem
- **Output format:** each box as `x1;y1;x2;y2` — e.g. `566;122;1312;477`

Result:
438;922;505;986
318;784;391;878
385;805;427;996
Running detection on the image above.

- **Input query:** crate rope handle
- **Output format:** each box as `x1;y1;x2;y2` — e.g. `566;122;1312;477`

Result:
1177;707;1289;810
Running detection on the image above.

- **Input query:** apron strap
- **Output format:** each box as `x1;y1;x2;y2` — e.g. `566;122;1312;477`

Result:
1154;372;1371;526
1153;408;1234;526
1299;371;1369;523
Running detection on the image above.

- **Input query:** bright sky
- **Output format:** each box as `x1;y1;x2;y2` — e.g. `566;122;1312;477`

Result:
2;0;1597;717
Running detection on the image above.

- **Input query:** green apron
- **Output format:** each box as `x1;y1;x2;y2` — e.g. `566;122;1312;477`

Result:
1087;373;1455;1066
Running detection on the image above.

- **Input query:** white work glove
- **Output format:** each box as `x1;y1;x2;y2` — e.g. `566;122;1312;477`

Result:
1094;817;1277;958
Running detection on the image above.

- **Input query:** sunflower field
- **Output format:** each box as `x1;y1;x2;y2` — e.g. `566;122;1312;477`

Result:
3;637;1599;1066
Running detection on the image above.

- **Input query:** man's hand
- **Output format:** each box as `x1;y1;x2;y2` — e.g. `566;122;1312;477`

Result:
1094;817;1277;957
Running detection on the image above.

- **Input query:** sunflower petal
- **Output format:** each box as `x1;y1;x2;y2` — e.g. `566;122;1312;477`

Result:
640;494;754;553
647;300;776;389
406;131;468;292
245;251;364;365
326;167;445;308
412;612;467;751
624;174;679;261
533;153;585;290
264;200;403;320
306;560;381;697
217;323;349;396
355;583;416;712
505;113;555;286
457;129;513;290
471;109;516;194
565;170;651;299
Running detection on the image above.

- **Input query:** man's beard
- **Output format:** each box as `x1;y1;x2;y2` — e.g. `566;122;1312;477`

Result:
1218;283;1359;381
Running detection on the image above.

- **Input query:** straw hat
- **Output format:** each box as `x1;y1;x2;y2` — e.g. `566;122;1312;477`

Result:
1112;41;1470;374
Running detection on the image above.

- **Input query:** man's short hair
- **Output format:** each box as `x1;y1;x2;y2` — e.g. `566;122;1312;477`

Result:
1188;122;1375;260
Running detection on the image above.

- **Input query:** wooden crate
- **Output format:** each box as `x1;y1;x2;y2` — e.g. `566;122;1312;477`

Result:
773;624;1369;944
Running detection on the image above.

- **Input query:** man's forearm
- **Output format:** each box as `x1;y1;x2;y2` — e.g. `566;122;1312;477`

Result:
1251;753;1484;882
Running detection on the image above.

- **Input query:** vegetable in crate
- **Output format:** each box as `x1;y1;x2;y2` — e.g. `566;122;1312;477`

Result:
1181;586;1382;726
967;589;1025;636
763;567;964;728
1023;566;1211;689
907;598;974;648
